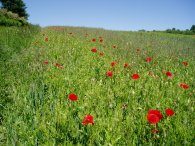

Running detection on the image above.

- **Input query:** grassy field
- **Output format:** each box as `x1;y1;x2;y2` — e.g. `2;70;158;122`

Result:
0;26;195;145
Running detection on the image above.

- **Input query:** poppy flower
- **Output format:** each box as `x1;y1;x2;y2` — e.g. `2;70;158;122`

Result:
44;60;48;64
82;114;94;125
179;83;189;89
106;71;113;77
112;45;116;48
146;57;152;62
99;39;103;43
165;108;174;116
99;52;104;56
131;73;140;80
91;48;97;53
68;93;78;101
166;71;173;79
182;62;188;66
92;38;96;42
147;110;163;124
45;38;48;41
124;63;128;68
148;110;163;120
55;63;60;67
111;62;115;67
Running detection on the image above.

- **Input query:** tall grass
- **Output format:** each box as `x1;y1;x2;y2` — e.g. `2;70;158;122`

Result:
0;25;40;144
0;26;195;145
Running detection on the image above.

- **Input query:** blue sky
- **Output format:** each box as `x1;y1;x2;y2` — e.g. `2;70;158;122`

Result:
23;0;195;31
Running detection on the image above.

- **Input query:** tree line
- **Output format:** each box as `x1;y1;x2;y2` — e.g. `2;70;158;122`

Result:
165;25;195;35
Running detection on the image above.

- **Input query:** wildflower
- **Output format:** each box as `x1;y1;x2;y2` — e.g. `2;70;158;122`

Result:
147;110;163;124
44;60;49;64
131;73;140;80
179;83;189;89
111;62;115;67
99;52;104;56
182;61;188;66
99;39;103;43
106;71;113;77
91;48;97;53
82;114;94;125
45;38;48;41
165;108;175;116
92;38;96;42
68;93;78;101
124;63;128;68
55;63;60;67
166;71;173;79
112;45;116;48
146;57;152;62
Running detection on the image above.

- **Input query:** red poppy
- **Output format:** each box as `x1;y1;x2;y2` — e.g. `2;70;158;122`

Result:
44;60;48;64
131;73;140;80
45;38;48;41
165;108;174;116
166;71;173;79
179;83;189;89
82;114;94;125
147;114;160;124
148;110;163;120
68;93;78;101
55;63;60;67
99;52;104;56
112;45;116;48
92;38;96;42
111;62;115;67
106;71;113;77
182;61;188;66
124;63;128;68
146;57;152;62
147;110;163;124
91;48;97;53
99;39;103;43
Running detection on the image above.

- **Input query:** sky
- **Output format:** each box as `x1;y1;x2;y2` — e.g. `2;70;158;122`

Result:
22;0;195;31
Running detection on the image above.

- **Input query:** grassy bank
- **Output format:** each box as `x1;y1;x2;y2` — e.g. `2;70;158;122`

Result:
0;26;195;145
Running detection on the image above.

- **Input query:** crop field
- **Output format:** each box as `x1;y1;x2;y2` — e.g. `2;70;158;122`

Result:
0;26;195;145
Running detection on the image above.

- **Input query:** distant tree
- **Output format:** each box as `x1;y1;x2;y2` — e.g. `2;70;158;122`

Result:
138;29;146;32
190;25;195;33
172;28;176;31
0;0;28;19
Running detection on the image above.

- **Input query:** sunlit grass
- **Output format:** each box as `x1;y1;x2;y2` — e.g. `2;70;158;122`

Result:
0;26;195;145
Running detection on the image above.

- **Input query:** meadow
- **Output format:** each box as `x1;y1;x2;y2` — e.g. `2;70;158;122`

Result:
0;26;195;146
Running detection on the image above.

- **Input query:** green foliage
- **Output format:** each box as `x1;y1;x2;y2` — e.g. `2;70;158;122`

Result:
0;8;28;26
0;0;28;19
0;26;195;145
190;25;195;33
166;25;195;35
